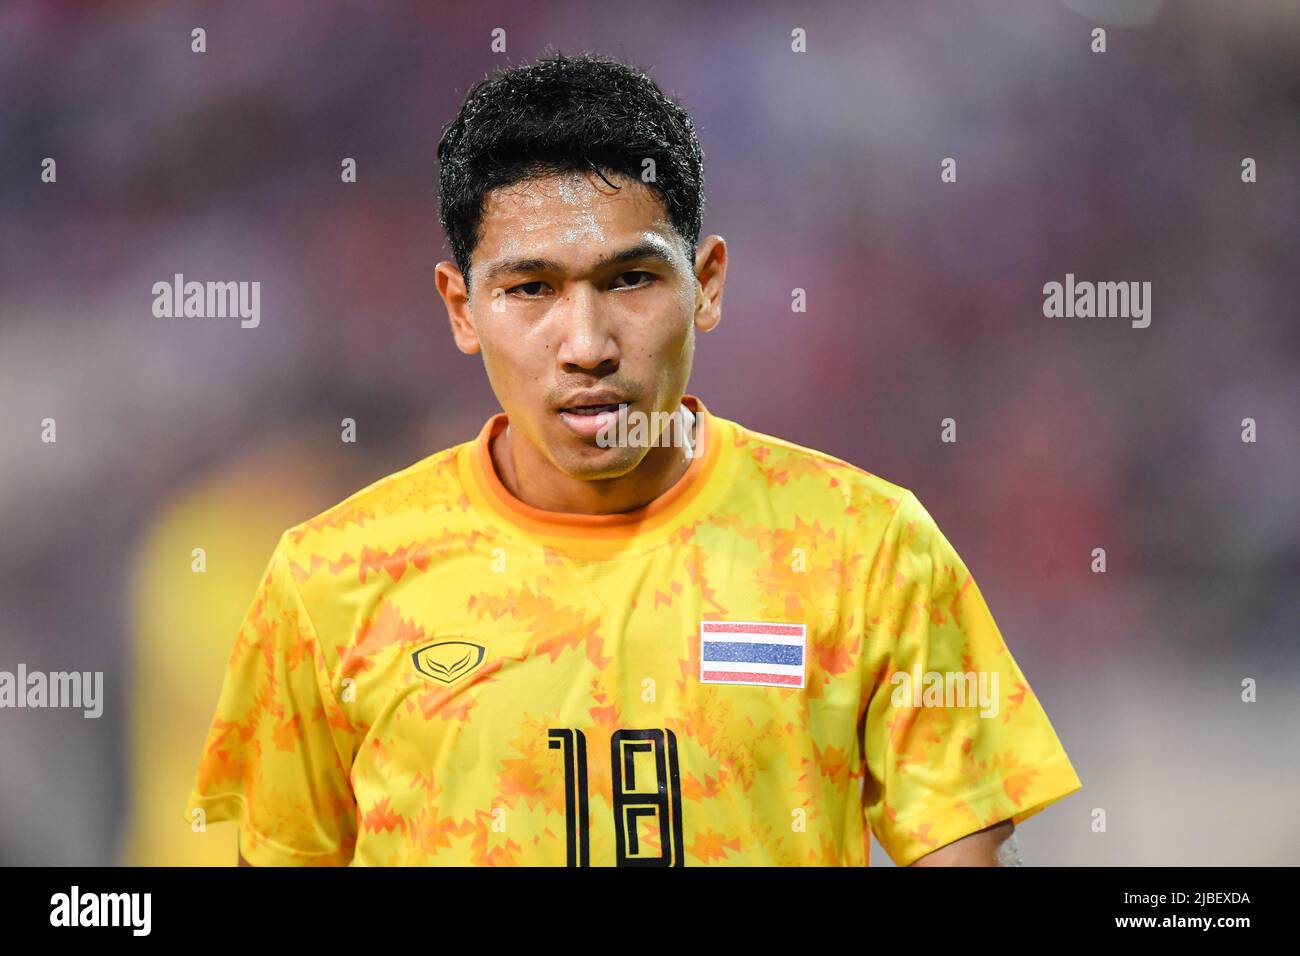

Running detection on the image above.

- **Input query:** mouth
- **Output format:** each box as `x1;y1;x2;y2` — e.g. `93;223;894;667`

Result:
558;402;623;416
557;402;629;440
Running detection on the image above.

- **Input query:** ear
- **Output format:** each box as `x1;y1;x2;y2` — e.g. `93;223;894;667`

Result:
692;235;727;333
435;260;481;355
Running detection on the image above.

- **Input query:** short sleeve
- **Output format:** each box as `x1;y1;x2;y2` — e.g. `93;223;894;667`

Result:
183;533;358;865
861;491;1081;866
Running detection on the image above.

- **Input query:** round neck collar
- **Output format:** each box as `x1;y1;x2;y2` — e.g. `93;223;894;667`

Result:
459;394;728;554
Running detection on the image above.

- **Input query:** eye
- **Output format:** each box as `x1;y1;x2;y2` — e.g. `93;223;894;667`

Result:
508;280;551;298
611;270;655;290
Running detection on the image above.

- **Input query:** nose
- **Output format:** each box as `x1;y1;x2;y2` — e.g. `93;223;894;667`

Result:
554;286;619;372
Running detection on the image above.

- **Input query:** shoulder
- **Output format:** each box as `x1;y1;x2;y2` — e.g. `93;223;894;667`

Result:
718;414;919;539
272;440;473;587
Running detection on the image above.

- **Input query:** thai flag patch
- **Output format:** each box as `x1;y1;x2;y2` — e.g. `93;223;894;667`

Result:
699;621;806;689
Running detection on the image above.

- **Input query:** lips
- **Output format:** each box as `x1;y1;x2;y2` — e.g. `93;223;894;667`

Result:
556;389;629;413
556;397;629;440
559;403;622;416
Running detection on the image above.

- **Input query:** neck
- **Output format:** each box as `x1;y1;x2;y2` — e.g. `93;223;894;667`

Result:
490;404;700;515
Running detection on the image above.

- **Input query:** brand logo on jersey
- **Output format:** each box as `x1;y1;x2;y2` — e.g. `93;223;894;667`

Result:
699;621;806;688
412;641;486;685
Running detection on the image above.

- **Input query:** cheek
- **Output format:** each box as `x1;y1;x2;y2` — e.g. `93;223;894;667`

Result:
476;333;518;391
481;326;552;386
637;296;694;351
652;314;695;359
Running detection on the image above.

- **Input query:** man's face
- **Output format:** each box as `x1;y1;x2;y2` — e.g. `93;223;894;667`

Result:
459;169;702;479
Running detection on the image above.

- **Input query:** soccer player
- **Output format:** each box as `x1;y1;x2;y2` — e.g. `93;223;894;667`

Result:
186;52;1081;867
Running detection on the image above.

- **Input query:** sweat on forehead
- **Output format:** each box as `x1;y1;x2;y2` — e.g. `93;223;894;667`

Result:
484;169;656;217
476;175;679;271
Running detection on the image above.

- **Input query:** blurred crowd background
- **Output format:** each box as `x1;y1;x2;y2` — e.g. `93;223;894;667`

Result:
0;0;1296;866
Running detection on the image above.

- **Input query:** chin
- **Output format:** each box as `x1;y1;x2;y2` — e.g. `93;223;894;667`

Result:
552;440;645;481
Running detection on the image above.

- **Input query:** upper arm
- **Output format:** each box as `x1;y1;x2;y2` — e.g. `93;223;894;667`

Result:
908;820;1018;866
861;491;1081;866
186;536;359;866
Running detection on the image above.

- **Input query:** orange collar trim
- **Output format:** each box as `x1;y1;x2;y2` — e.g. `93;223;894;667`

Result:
462;394;724;542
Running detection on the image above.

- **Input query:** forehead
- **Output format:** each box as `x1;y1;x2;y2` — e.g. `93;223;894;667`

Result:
474;169;679;269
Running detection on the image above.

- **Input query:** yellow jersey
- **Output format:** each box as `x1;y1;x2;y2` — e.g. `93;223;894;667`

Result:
185;394;1081;866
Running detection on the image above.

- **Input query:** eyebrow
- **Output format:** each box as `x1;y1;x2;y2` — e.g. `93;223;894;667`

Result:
478;240;677;286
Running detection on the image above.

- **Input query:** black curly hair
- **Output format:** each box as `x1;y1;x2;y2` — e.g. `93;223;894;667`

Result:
437;50;706;291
